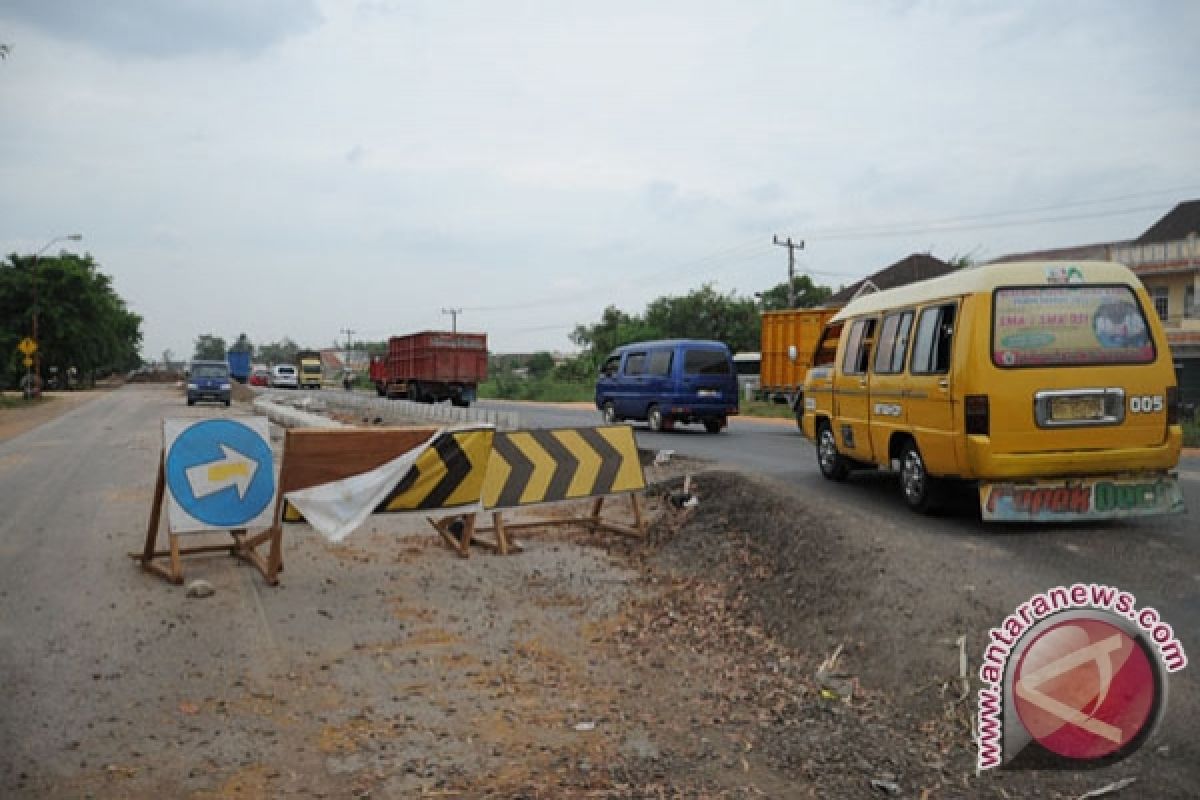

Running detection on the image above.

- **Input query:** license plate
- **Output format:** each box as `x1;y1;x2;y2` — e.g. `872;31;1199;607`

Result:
1050;395;1105;421
980;475;1185;521
697;389;720;398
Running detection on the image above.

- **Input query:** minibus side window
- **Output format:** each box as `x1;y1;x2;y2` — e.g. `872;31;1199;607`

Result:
647;350;672;376
874;310;914;375
626;353;647;375
813;322;844;368
841;318;877;376
911;304;956;375
600;355;620;377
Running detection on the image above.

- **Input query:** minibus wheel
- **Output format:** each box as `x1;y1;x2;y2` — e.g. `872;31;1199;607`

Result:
816;421;848;481
899;440;939;513
647;405;664;432
602;401;618;424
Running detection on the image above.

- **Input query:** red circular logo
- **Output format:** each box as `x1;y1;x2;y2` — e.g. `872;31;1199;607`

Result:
1013;618;1157;760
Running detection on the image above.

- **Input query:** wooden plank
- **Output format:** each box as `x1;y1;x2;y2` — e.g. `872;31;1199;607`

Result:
141;454;166;563
168;534;183;584
278;427;438;496
492;511;508;555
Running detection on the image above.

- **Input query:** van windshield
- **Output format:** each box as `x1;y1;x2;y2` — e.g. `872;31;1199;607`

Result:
192;364;228;379
684;349;731;375
992;285;1155;367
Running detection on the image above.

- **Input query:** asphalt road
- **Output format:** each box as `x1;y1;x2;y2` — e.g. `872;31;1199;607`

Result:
480;397;1200;731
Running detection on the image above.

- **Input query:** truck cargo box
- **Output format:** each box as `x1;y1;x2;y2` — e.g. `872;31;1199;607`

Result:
369;331;487;405
760;308;838;401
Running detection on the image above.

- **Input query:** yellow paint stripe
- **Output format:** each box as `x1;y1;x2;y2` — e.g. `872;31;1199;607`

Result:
209;462;250;482
384;446;448;511
443;430;492;506
598;426;646;492
557;429;602;498
482;447;511;509
509;432;554;505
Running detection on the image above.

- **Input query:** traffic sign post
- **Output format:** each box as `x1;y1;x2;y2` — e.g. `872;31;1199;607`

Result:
134;417;281;585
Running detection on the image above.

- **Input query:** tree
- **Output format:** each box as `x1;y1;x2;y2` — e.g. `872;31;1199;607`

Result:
193;334;226;361
526;351;556;378
0;252;143;386
756;274;833;311
230;332;254;355
257;338;299;366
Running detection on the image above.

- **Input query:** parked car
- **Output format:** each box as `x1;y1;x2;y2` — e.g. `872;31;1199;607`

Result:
595;339;739;433
271;364;299;389
187;360;232;406
249;368;270;387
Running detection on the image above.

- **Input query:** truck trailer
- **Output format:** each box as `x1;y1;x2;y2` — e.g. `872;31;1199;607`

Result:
759;308;838;426
226;349;252;384
296;349;323;389
369;331;487;406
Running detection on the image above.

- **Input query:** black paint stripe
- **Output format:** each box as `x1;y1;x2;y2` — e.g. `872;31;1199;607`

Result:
376;462;420;512
532;429;578;501
494;433;534;508
577;427;620;495
419;434;471;510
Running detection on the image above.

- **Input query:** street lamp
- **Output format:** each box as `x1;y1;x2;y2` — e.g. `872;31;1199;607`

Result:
27;233;83;398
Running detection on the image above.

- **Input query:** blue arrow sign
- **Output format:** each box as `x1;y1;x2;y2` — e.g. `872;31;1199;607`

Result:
165;419;275;529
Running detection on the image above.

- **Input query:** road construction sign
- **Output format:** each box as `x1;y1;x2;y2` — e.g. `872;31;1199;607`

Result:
163;418;275;533
18;337;37;356
482;425;645;510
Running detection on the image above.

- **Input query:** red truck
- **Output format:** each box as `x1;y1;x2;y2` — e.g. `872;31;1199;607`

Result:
369;331;488;406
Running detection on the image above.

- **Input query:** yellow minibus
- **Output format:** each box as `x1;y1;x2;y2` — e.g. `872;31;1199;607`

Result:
799;261;1185;521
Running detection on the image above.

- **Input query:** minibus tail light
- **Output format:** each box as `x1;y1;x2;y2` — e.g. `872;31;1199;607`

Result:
1166;386;1179;425
965;394;989;435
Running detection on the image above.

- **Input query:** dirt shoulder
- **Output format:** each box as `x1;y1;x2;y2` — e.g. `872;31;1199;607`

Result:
0;390;106;443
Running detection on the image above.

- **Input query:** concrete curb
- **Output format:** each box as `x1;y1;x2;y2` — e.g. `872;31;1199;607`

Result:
252;390;520;432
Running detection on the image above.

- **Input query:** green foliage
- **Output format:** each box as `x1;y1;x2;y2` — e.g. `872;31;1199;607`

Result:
256;337;299;366
1184;420;1200;448
230;333;254;354
756;274;833;311
478;375;593;403
193;334;227;361
1;252;142;387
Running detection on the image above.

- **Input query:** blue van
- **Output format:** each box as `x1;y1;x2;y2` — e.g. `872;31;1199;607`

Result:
595;339;739;433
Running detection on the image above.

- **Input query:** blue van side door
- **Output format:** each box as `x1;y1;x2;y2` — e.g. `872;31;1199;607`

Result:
615;350;648;419
643;347;674;416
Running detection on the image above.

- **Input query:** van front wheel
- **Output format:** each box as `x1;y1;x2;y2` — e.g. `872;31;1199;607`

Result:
601;402;618;424
816;422;849;481
899;440;940;513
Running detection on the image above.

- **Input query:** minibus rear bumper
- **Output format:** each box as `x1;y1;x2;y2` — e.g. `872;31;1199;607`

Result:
964;430;1183;480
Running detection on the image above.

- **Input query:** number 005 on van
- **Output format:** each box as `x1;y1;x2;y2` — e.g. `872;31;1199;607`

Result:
798;261;1185;521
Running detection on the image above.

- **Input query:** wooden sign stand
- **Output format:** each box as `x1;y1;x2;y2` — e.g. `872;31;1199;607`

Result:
429;492;646;558
132;452;282;586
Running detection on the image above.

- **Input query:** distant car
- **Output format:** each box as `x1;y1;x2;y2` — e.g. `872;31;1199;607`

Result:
271;364;299;389
249;368;270;387
187;360;232;407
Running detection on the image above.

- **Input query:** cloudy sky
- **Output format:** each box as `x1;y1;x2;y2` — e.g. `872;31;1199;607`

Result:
2;1;1198;359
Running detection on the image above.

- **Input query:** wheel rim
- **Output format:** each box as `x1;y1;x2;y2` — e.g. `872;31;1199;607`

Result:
603;404;615;423
648;408;661;431
902;448;925;503
818;429;838;473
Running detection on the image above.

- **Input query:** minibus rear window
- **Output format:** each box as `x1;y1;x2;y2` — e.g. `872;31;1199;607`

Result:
992;285;1155;367
683;349;731;375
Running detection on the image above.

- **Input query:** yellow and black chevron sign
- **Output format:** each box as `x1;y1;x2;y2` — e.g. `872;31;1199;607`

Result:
282;427;493;522
482;425;645;510
376;427;493;513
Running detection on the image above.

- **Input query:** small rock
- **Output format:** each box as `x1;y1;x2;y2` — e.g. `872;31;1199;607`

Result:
573;721;596;732
185;580;214;599
870;778;901;795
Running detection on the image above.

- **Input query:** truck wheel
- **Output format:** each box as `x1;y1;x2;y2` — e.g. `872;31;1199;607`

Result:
816;421;849;481
375;382;386;397
899;439;940;513
187;397;195;407
703;418;723;434
647;405;664;432
601;402;618;424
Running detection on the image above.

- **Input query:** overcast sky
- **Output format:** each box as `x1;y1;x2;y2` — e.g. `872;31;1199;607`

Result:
2;1;1199;359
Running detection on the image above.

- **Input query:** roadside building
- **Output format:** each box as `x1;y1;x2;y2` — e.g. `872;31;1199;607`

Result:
825;253;958;306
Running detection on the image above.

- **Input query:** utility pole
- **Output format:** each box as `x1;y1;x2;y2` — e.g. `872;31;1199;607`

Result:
339;327;355;350
773;235;804;308
441;308;462;334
